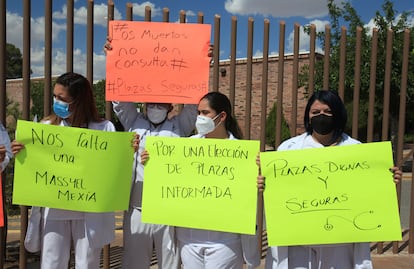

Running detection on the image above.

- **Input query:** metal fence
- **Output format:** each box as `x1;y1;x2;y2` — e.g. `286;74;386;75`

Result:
0;0;413;268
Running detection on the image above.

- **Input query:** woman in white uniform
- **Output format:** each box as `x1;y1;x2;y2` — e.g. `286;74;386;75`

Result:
0;122;12;171
105;37;213;269
256;89;402;269
113;101;197;269
12;72;128;269
141;92;261;269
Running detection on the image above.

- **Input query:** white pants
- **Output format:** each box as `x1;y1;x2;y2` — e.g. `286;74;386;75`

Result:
179;240;244;269
288;245;361;269
41;219;101;269
122;208;180;269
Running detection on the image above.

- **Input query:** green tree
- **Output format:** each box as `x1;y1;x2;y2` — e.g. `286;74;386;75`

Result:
6;43;23;79
93;80;106;117
30;80;46;120
301;0;414;141
265;102;291;149
93;80;124;130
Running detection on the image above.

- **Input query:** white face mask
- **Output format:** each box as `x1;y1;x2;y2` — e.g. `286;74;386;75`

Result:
195;113;221;135
147;105;168;124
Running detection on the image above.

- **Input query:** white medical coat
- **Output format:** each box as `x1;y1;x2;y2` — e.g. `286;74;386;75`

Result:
41;119;116;248
265;132;373;269
176;133;261;269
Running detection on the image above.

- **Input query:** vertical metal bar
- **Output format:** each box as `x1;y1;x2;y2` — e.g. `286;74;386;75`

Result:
381;30;393;255
308;24;316;95
323;25;330;90
197;11;203;24
178;5;186;127
44;0;52;117
351;26;362;139
229;16;237;115
0;0;6;267
260;18;270;201
82;1;106;266
179;10;186;23
410;154;414;253
381;29;392;142
126;3;133;21
373;28;392;256
244;17;254;139
144;6;151;22
367;29;378;143
275;21;285;148
20;0;31;267
260;18;269;152
22;0;31;120
101;0;115;264
212;15;221;92
257;18;270;254
338;26;346;100
393;29;410;254
162;7;169;22
0;0;5;122
291;23;299;137
105;0;114;121
86;0;94;83
66;0;74;72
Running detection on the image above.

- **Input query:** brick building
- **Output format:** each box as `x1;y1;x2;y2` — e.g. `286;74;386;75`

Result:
6;52;316;140
211;52;316;140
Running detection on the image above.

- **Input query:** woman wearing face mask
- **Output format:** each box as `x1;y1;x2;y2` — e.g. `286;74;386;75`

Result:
105;39;214;269
11;72;136;269
112;100;198;269
173;91;260;269
257;89;402;269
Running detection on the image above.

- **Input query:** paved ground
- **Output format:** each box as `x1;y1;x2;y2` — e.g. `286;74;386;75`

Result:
5;228;414;269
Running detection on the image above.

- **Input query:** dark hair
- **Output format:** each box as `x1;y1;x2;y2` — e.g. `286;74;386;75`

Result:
45;72;101;127
304;89;347;143
200;92;243;139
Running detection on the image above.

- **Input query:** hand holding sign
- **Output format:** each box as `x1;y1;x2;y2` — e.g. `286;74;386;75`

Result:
260;141;401;246
12;120;135;212
141;136;260;234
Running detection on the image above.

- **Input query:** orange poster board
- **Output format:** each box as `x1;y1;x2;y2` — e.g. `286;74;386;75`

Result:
105;21;211;104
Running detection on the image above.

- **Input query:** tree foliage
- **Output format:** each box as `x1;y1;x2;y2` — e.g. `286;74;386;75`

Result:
301;0;414;141
30;81;45;121
93;80;107;117
93;80;124;131
265;102;291;148
6;43;23;79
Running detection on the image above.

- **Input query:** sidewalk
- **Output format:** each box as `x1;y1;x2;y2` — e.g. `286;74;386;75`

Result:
6;228;413;269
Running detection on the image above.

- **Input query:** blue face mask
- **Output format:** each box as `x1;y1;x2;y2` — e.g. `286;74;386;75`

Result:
53;97;72;119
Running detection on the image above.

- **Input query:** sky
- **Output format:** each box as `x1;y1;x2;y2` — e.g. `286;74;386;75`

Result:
5;0;414;81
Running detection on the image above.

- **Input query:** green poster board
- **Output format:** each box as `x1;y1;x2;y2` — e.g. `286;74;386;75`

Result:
141;136;260;234
260;141;402;246
13;120;135;212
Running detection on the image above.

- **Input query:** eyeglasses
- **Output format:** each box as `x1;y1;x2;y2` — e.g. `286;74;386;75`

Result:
147;103;170;109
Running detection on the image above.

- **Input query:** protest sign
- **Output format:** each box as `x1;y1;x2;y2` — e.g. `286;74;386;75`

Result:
141;136;260;234
13;120;134;212
105;20;211;104
260;141;402;246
